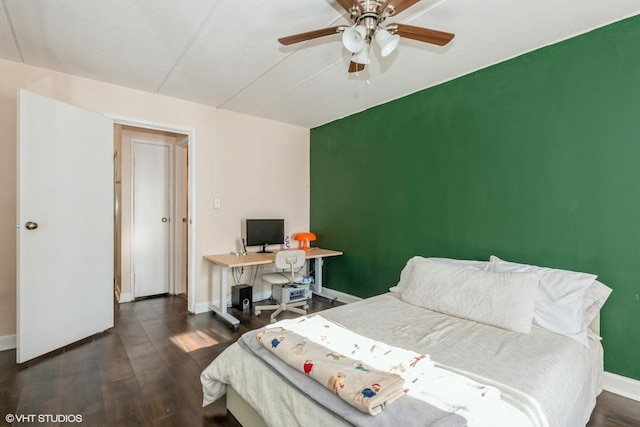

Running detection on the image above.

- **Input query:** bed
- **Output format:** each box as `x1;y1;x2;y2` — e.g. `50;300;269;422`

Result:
201;256;611;427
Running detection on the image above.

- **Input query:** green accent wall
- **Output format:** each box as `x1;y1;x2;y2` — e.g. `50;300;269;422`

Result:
310;15;640;380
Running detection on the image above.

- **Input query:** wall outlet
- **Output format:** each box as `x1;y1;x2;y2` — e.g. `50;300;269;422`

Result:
214;197;221;209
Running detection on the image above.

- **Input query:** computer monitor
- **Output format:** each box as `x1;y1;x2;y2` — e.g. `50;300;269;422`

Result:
244;219;284;253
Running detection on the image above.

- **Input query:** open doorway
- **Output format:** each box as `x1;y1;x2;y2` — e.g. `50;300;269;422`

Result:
113;123;194;311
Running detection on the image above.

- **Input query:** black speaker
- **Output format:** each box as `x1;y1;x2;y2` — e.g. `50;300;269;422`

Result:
232;284;252;311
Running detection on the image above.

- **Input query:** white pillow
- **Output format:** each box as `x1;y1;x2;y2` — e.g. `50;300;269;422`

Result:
583;280;612;329
390;256;487;294
400;259;539;333
485;256;597;347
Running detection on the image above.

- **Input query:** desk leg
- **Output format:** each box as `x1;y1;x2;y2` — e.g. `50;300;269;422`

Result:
208;265;240;329
312;257;337;301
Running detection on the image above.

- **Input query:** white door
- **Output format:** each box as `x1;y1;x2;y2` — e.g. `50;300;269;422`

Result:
17;89;114;363
132;141;171;298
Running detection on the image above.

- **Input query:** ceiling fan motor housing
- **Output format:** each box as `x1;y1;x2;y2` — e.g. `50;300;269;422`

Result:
350;0;392;39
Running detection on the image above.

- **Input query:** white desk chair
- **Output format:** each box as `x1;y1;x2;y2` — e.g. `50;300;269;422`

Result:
255;250;309;323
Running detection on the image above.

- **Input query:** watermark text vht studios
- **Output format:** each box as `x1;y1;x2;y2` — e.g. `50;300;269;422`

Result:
5;413;83;423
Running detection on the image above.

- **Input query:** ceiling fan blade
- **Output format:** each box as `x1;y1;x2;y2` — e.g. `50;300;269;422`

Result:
336;0;364;13
381;0;421;16
278;26;343;45
394;23;455;46
348;61;365;73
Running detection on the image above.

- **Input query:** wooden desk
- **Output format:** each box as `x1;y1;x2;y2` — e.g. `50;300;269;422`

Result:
203;248;343;329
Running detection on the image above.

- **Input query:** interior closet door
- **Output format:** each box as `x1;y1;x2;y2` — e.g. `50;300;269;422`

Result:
132;140;171;298
17;89;114;363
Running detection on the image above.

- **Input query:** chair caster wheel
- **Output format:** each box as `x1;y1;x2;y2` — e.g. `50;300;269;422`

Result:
255;311;261;317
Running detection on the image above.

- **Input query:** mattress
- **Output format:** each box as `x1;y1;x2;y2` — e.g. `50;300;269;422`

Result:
201;293;603;427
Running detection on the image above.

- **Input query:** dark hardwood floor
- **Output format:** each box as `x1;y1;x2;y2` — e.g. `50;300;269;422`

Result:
0;295;638;426
0;296;340;427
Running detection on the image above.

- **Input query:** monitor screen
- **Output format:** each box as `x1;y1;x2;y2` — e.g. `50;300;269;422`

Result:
245;219;284;252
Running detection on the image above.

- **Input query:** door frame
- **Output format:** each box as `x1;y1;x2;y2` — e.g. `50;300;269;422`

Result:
131;139;173;299
110;115;196;313
174;137;189;296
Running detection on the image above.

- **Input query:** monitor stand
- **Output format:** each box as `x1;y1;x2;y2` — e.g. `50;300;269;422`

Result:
258;244;272;254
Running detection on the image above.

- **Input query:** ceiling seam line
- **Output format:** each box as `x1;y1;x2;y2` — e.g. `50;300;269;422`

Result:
154;3;220;94
2;0;24;62
403;0;448;24
246;57;348;112
218;13;349;109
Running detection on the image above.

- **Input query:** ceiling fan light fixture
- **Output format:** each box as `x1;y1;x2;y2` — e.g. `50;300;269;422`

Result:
374;28;400;57
276;1;455;74
342;25;367;53
352;42;371;64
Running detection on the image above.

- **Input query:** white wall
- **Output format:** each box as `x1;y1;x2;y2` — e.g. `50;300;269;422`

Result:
0;58;310;341
212;109;311;304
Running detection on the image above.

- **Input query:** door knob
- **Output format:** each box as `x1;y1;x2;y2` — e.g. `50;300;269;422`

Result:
162;217;168;223
25;221;38;230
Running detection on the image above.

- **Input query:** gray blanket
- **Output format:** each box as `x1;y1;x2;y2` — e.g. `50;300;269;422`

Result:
239;329;467;427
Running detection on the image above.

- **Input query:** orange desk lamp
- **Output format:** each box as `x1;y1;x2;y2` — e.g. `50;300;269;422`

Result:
293;232;316;250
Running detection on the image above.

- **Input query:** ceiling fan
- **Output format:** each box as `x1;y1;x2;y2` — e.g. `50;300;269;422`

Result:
278;0;455;73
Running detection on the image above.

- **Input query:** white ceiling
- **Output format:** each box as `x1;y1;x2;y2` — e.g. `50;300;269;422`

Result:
1;0;638;128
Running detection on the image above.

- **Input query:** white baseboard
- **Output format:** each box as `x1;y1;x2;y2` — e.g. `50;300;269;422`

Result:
195;288;361;316
195;301;212;314
604;371;640;402
0;334;16;351
118;292;133;303
321;287;362;304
